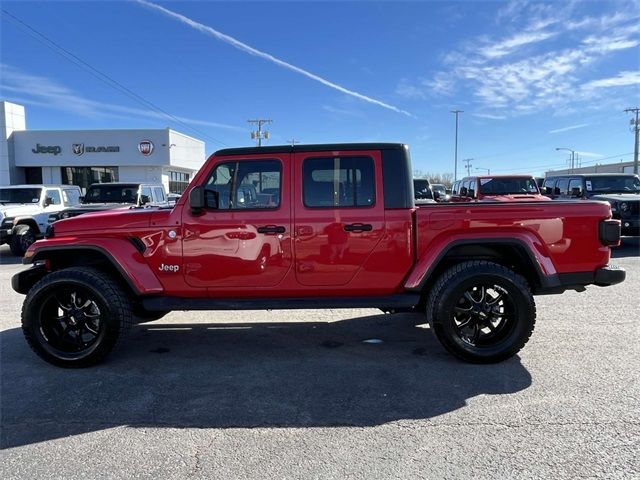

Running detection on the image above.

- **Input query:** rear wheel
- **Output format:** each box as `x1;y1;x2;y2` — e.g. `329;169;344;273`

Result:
9;224;36;256
21;267;133;367
426;261;536;363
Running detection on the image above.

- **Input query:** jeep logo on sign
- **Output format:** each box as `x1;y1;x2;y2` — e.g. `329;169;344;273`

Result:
138;140;154;156
73;143;85;156
32;144;62;155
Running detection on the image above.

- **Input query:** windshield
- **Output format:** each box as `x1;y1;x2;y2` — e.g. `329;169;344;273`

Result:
586;176;640;194
478;178;539;195
431;184;446;194
0;188;42;204
84;185;139;204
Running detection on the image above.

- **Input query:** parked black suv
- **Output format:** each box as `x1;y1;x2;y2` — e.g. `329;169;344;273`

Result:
543;173;640;236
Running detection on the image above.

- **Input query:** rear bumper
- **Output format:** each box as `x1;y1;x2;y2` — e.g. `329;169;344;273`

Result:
594;264;626;286
537;264;625;294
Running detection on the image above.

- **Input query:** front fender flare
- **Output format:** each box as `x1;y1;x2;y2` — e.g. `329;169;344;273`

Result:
21;237;164;296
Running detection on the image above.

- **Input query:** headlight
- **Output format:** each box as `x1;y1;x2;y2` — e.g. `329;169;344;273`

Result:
620;202;629;212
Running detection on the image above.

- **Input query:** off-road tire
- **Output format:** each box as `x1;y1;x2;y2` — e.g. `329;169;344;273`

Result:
22;267;133;368
426;260;536;363
9;224;36;256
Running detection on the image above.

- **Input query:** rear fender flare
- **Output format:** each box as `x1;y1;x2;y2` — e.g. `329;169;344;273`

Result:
404;233;558;292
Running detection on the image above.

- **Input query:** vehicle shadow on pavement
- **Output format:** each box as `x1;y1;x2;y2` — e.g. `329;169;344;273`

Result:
1;313;532;449
611;238;640;259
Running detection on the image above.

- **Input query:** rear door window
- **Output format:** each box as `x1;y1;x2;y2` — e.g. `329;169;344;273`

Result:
555;178;569;195
303;156;375;208
44;189;61;205
153;187;165;202
543;178;556;195
62;188;81;206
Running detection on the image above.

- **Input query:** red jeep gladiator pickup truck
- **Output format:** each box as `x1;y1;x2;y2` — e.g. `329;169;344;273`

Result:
12;143;625;367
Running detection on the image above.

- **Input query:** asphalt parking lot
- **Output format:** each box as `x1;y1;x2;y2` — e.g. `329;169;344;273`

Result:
1;241;638;479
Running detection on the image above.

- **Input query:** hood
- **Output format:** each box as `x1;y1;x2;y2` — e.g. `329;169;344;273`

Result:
53;207;156;235
589;193;640;202
0;204;41;218
66;203;133;212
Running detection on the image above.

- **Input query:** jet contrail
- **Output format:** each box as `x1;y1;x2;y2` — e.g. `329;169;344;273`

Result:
135;0;414;117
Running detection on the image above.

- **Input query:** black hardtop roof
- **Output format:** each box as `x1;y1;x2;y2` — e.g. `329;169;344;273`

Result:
214;143;408;156
546;173;639;178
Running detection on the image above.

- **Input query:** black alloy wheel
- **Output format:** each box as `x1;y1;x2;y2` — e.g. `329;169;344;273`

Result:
452;284;515;347
22;267;133;367
36;288;105;359
426;261;536;363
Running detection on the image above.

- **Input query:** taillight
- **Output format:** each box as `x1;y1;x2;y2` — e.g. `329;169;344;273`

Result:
599;219;621;246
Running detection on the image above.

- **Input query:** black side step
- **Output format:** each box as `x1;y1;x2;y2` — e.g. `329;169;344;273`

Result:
141;294;421;312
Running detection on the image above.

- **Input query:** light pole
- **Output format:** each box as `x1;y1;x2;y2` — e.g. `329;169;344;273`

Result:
476;167;490;175
451;109;463;181
555;147;576;173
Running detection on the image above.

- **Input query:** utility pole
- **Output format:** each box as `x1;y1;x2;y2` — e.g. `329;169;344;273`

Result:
624;107;639;174
463;158;473;176
248;119;272;147
288;138;299;146
556;147;576;173
451;110;463;181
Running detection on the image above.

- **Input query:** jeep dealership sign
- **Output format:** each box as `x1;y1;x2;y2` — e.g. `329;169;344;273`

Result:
73;144;120;155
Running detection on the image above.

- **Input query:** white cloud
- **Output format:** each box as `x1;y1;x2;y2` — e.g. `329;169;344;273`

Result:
477;30;557;59
549;123;590;134
406;3;640;117
583;71;640;89
472;113;507;120
135;0;413;118
0;65;244;131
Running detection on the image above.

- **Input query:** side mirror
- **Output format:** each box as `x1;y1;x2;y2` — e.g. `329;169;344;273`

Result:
139;194;151;206
571;187;583;198
44;197;53;206
189;186;205;212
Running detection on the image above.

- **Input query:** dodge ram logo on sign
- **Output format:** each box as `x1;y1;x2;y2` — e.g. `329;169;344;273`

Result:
138;140;154;156
72;143;85;156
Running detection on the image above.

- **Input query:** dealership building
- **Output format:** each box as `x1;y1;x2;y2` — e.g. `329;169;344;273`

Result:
0;101;206;193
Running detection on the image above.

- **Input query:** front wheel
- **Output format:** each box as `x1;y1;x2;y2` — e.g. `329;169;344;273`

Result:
21;267;133;367
426;261;536;363
9;224;36;256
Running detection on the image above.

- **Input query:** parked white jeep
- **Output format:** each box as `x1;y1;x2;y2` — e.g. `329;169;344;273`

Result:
0;185;82;256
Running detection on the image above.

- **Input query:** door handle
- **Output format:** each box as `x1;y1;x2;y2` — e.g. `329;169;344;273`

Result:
343;223;373;232
257;225;286;234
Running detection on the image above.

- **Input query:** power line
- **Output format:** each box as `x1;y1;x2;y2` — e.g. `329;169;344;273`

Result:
1;8;229;147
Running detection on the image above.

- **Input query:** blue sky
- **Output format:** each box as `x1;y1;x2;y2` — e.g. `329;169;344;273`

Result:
1;0;639;177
